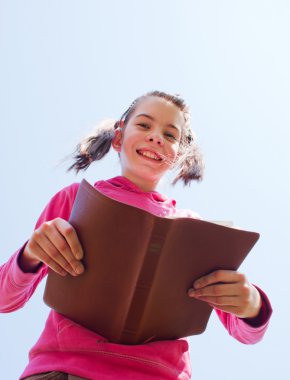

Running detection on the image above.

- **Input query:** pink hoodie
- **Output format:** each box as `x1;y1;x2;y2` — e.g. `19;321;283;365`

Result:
0;176;272;380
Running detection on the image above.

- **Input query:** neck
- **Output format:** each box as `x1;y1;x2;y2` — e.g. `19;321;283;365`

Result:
121;173;159;192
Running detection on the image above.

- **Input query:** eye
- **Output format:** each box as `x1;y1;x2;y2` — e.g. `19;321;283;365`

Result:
138;123;150;129
164;132;178;141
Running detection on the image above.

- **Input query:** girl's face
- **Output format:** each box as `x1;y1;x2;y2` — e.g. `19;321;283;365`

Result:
112;96;184;191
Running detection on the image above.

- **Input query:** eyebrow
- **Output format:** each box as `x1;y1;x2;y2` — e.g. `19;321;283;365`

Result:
134;113;180;132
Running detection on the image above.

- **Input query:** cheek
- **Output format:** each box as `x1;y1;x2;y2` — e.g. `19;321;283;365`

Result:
121;137;135;157
119;137;136;163
167;143;181;167
169;143;180;159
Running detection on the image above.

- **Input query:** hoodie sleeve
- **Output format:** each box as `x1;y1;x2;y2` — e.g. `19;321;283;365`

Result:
0;183;79;313
214;286;272;344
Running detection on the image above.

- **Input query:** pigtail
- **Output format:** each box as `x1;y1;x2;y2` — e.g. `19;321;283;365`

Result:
173;132;205;186
68;119;117;173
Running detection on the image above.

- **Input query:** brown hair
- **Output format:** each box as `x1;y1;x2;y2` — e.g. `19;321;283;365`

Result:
68;90;204;185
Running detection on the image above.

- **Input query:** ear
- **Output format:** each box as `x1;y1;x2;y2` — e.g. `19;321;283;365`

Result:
112;129;122;152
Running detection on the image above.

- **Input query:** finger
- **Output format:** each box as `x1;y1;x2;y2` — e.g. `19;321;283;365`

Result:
191;295;240;307
54;218;84;260
193;270;245;289
41;222;84;275
189;282;241;298
26;239;68;276
34;229;81;276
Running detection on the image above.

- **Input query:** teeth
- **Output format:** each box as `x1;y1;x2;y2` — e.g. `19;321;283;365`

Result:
139;151;161;160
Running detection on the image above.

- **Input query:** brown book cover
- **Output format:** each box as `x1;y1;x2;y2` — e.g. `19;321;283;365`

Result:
43;179;260;345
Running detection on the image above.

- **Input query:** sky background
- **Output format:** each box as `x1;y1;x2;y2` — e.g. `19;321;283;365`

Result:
0;0;289;379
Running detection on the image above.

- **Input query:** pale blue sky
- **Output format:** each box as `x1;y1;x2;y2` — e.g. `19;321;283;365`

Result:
1;1;289;379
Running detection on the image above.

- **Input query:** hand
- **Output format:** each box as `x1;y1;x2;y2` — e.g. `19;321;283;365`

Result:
188;270;262;319
19;218;84;277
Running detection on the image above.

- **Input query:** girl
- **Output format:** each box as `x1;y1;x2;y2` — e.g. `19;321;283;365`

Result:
0;91;272;380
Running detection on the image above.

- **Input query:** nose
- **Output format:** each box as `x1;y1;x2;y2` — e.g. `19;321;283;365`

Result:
145;132;164;146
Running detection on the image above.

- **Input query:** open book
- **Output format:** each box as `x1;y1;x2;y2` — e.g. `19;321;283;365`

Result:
43;179;259;345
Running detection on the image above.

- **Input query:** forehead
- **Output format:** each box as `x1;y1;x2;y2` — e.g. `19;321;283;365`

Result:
129;96;184;128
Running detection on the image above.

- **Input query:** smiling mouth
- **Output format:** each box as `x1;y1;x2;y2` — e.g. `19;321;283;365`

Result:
136;150;163;161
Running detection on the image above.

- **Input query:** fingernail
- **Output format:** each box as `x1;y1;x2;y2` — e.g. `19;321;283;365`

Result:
188;288;195;296
75;264;84;274
76;252;83;260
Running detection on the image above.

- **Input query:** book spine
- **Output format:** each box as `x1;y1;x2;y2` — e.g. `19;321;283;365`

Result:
120;220;168;344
